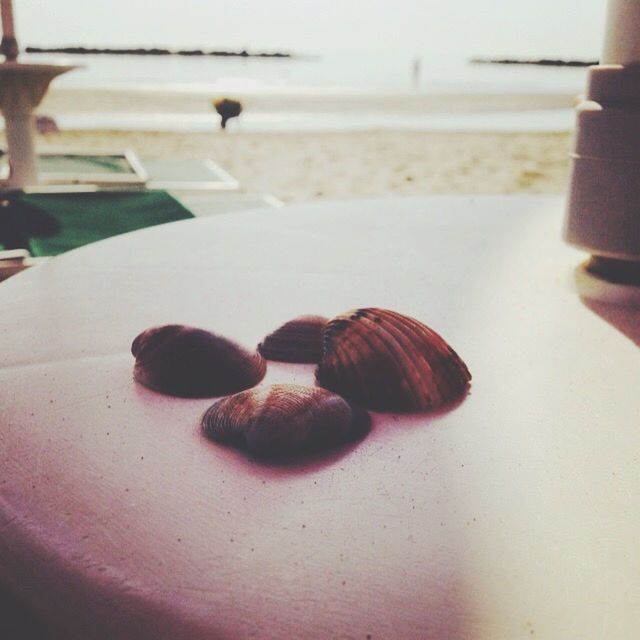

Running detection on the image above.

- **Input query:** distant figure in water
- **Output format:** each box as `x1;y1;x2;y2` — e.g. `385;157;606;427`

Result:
411;56;421;89
213;98;242;130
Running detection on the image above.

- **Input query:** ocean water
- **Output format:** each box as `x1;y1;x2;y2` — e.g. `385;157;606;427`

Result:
16;0;606;131
27;51;588;132
31;51;589;94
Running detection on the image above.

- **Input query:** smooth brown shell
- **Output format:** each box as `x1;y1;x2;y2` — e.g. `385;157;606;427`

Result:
315;308;471;412
257;315;328;363
132;324;266;397
201;384;370;459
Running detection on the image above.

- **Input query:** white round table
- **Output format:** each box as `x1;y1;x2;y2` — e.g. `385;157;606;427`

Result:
1;196;639;639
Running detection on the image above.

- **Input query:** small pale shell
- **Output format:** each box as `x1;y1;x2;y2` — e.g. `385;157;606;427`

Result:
201;384;370;459
132;324;266;398
315;308;471;412
257;315;328;363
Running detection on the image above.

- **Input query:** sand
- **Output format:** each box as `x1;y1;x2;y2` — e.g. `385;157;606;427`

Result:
27;129;571;203
16;86;576;202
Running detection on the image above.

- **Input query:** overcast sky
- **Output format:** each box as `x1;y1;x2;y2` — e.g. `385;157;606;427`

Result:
13;0;608;59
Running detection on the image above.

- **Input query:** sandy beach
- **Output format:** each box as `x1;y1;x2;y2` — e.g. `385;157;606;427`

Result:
12;86;576;202
26;129;571;202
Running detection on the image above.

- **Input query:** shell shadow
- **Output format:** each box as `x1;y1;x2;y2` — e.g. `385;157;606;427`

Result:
200;418;374;477
199;387;471;478
373;387;472;431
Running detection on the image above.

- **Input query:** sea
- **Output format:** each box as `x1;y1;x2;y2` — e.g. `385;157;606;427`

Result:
26;51;589;133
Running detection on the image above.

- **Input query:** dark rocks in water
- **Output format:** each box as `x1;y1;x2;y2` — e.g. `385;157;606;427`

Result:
25;46;172;55
25;45;293;58
213;98;243;130
470;57;597;67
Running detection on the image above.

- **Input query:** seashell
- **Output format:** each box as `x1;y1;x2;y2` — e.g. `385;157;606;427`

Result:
132;324;266;398
315;308;471;412
257;315;328;363
201;384;370;459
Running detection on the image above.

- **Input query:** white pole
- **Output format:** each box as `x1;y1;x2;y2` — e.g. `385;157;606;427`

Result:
0;0;18;61
564;0;640;280
5;115;36;186
601;0;640;64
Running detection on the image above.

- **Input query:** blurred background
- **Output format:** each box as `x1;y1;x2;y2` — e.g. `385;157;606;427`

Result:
7;0;608;201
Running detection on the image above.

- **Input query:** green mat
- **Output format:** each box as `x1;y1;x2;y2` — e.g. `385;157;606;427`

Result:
0;190;194;256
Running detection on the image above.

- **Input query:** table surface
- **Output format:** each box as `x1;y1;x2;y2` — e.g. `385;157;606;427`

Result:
1;195;639;639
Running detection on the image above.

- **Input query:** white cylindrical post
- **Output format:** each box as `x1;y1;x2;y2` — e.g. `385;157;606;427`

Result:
602;0;640;64
0;63;76;188
4;115;37;187
564;0;640;288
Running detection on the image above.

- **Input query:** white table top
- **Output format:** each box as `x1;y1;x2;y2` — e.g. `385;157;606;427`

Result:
1;195;639;639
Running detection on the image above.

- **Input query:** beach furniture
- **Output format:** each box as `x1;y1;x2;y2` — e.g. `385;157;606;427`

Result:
0;148;279;280
31;150;148;186
170;191;282;216
0;152;240;190
0;186;281;280
0;0;78;188
0;188;193;255
0;195;638;639
0;151;241;190
144;158;240;191
0;61;76;188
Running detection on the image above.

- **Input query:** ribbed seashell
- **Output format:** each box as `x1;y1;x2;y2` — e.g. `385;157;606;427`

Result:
257;315;328;363
315;308;471;412
201;384;370;459
132;324;266;398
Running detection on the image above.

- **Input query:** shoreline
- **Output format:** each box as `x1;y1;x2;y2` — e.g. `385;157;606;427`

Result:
36;86;578;134
42;86;578;114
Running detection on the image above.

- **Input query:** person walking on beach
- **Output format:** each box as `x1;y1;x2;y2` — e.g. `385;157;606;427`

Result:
213;98;243;130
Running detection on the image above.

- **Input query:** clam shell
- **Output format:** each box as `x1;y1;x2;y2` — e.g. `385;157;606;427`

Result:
201;384;370;459
315;308;471;412
132;324;266;397
257;315;328;363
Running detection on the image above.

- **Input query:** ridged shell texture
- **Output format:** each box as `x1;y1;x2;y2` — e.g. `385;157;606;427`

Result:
257;315;328;363
201;384;370;459
316;308;471;412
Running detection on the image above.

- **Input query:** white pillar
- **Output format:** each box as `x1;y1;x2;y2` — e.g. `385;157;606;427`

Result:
4;115;36;187
564;0;640;265
0;63;75;188
602;0;640;64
